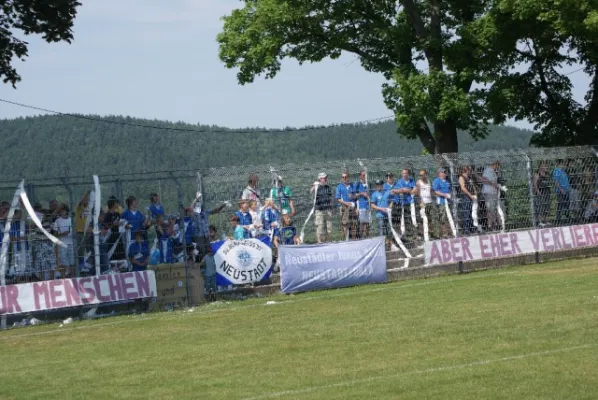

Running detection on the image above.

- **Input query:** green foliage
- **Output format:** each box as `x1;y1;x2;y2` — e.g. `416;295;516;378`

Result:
0;115;533;181
0;0;81;87
217;0;598;153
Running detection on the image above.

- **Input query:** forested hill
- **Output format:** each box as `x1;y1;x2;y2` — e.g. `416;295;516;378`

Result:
0;115;533;180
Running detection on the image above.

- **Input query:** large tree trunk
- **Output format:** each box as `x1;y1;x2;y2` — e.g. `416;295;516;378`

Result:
433;120;459;154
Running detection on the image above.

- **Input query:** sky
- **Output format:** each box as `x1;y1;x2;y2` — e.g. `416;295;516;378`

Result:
0;0;591;130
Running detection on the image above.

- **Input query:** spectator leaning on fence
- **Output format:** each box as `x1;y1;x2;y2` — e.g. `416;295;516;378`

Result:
553;159;571;226
391;169;418;241
147;193;165;220
432;168;452;239
235;199;253;239
121;196;150;259
414;169;436;239
480;160;502;232
533;161;552;227
458;165;478;235
336;172;356;240
313;172;333;243
371;179;391;246
354;170;371;239
242;174;262;210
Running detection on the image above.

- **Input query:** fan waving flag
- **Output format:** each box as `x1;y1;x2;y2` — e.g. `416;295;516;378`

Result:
212;237;273;286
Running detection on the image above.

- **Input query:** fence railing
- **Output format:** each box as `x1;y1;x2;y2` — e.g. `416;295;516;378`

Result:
0;145;597;295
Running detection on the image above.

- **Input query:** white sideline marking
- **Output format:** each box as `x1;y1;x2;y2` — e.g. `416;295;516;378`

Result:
0;265;572;340
240;343;598;400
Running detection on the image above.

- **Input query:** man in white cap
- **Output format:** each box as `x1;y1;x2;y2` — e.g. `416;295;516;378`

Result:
311;172;333;243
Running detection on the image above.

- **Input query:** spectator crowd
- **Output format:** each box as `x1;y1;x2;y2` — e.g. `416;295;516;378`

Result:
1;158;598;295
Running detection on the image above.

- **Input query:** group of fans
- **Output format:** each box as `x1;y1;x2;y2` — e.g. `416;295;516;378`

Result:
2;158;598;292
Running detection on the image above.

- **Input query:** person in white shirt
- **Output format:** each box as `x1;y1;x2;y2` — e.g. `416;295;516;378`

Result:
53;203;74;278
414;169;436;239
479;160;502;231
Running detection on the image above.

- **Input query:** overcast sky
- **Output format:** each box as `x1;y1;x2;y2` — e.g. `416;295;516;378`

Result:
0;0;590;130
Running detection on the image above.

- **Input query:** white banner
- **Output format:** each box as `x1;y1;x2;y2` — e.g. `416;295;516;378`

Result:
214;238;273;285
0;271;157;316
425;223;598;266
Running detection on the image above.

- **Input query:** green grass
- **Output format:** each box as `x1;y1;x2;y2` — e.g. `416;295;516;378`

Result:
2;259;598;399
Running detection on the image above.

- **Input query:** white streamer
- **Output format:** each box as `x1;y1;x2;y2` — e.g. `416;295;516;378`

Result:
300;182;319;243
444;198;457;237
410;202;418;227
93;175;101;275
20;190;67;248
400;206;405;235
472;198;479;228
497;187;506;232
419;205;429;242
387;207;412;258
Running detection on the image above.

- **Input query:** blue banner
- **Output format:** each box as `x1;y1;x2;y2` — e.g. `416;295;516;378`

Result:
212;237;273;286
279;237;387;294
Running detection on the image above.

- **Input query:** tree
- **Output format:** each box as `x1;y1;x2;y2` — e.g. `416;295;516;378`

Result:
481;0;598;147
217;0;510;154
0;0;81;87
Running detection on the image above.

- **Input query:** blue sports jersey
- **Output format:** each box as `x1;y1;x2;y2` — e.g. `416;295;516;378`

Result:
553;167;571;193
235;211;253;239
129;240;150;270
432;178;451;205
353;182;370;209
262;207;279;230
371;190;390;219
278;226;297;245
335;183;354;205
383;181;399;203
395;178;416;205
147;204;165;218
184;216;194;244
121;210;146;233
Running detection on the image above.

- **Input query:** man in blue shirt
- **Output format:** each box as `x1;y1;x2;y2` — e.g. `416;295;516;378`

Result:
147;193;165;219
384;173;400;236
371;180;391;244
336;172;356;239
235;199;253;239
553;159;571;225
353;170;371;239
190;193;228;262
391;169;417;240
432;168;452;238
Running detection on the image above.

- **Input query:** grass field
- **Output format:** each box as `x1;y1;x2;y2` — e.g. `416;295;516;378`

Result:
2;258;598;399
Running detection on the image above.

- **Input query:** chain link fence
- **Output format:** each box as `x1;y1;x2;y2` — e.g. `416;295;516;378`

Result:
0;145;597;323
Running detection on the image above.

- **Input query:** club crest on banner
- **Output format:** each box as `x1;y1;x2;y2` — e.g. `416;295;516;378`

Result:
211;237;272;285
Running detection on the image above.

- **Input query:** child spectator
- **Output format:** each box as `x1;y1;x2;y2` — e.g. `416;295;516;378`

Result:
128;231;150;272
274;211;301;246
53;204;74;278
270;177;295;216
433;168;452;238
235;199;253;239
155;214;173;263
230;215;245;240
249;200;262;237
262;198;279;233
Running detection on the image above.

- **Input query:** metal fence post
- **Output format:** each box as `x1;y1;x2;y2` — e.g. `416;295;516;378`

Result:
61;178;78;275
170;173;191;304
524;153;537;229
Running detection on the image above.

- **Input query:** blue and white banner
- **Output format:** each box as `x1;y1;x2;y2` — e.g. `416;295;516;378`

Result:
212;237;272;286
279;237;387;294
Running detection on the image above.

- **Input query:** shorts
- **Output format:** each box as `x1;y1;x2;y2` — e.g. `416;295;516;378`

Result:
315;210;333;237
376;217;390;237
340;205;355;226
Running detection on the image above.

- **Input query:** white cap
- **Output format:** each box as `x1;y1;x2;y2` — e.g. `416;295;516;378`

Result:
318;172;327;179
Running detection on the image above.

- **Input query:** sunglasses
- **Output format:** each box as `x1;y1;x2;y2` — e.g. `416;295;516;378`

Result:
419;174;426;177
341;176;348;179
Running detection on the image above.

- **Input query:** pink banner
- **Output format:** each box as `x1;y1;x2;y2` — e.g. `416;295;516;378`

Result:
424;223;598;266
0;271;157;316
